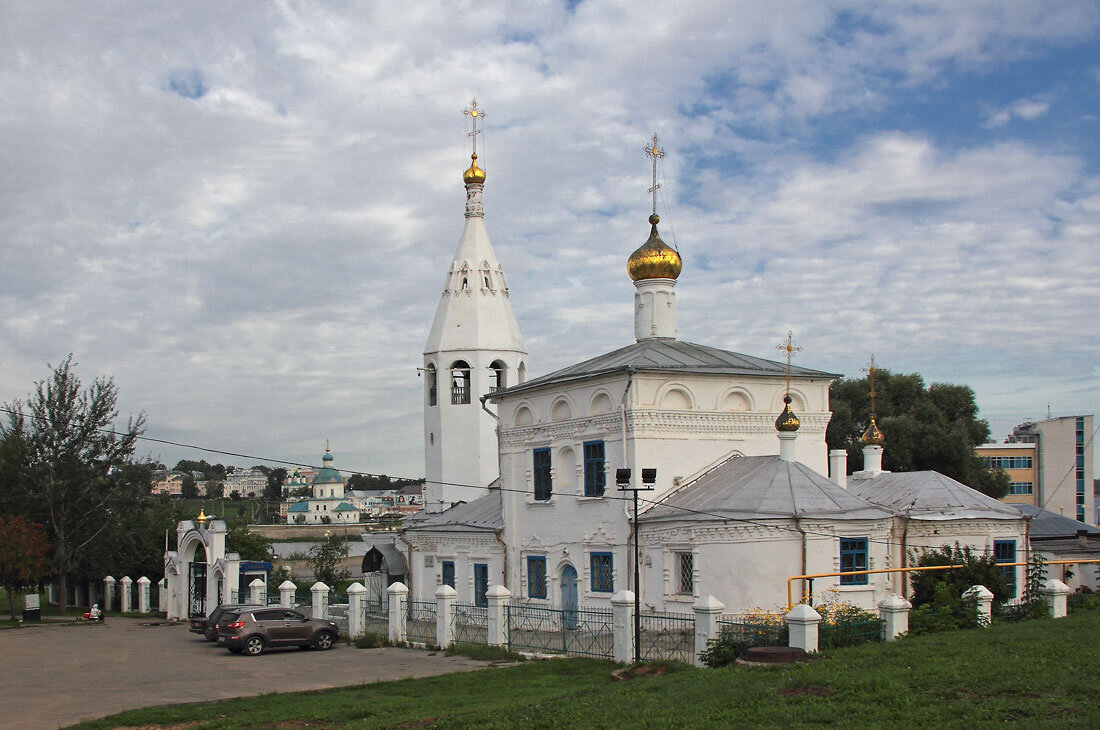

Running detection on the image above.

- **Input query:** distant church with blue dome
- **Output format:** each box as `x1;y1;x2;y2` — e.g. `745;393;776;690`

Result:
285;445;360;524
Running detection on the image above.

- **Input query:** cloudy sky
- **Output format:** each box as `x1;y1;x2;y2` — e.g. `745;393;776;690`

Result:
3;1;1099;481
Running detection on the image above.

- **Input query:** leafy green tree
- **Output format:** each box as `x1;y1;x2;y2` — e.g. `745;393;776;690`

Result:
910;543;1010;607
826;370;1009;498
172;459;227;480
225;516;274;562
265;467;287;501
307;533;350;586
180;474;199;499
205;480;224;499
0;356;146;611
0;516;51;620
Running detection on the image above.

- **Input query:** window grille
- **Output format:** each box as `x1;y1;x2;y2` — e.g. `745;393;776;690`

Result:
839;538;868;585
533;449;552;501
590;552;613;593
527;556;547;599
676;552;693;594
583;440;606;497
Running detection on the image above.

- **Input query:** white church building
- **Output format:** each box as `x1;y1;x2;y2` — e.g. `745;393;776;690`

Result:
402;124;1027;615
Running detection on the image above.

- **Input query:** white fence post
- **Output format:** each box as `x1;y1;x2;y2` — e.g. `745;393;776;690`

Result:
120;576;133;613
311;582;330;619
786;603;821;653
347;582;367;638
387;582;408;644
158;579;168;613
436;585;457;649
74;582;85;608
486;585;510;647
1040;579;1070;618
962;585;993;627
103;576;115;611
878;594;911;641
279;580;297;608
611;590;635;664
46;584;56;604
249;579;265;605
137;577;152;613
693;595;726;667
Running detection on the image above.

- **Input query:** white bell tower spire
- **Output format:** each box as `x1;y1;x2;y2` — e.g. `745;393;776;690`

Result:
423;99;527;513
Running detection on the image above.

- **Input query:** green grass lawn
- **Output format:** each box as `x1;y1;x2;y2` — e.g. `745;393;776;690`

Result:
71;608;1100;729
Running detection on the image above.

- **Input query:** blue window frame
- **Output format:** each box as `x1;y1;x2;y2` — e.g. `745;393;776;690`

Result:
527;556;547;599
590;552;613;593
441;561;455;589
583;440;606;497
474;563;489;606
994;540;1016;598
839;538;868;585
533;448;552;501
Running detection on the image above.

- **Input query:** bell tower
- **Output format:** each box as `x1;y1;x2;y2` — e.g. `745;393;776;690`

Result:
423;99;526;512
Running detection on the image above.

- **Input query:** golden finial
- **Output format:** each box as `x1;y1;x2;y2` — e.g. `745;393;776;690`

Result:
775;394;801;432
197;502;207;525
628;134;681;281
462;99;487;185
644;132;666;216
860;354;885;445
776;331;803;397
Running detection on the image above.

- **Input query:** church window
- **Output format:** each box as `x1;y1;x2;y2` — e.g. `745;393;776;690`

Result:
426;365;437;406
839;538;868;585
675;552;694;594
490;361;506;393
451;361;471;404
583;441;606;497
994;540;1017;598
590;553;613;592
474;563;489;606
441;561;455;589
527;556;547;599
533;448;552;500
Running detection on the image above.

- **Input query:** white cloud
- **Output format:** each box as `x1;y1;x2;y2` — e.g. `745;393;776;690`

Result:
984;96;1053;128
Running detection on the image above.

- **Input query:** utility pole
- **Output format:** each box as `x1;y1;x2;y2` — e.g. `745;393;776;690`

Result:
618;467;656;663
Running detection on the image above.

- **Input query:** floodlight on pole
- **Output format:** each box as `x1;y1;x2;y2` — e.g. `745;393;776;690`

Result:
619;466;655;663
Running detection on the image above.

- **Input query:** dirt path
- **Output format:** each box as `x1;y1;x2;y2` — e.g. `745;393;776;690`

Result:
1;618;490;729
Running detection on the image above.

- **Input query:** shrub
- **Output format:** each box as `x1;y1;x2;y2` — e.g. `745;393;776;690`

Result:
908;582;979;635
700;607;787;667
444;643;526;662
354;631;390;648
909;543;1009;607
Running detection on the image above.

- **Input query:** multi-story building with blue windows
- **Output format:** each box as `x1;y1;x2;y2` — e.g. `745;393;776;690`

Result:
1001;415;1095;526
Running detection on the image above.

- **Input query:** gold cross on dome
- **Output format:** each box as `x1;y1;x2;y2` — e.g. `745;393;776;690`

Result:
643;133;666;215
463;99;486;155
776;331;803;394
860;354;880;419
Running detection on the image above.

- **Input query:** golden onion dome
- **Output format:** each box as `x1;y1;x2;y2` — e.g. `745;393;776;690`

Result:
462;153;486;185
197;506;207;524
775;395;800;432
627;214;682;281
861;417;885;445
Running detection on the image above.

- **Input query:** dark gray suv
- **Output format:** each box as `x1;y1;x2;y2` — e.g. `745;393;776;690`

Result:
217;607;339;655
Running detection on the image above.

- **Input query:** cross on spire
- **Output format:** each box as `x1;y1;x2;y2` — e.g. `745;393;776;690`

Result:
464;99;486;155
776;330;803;395
860;354;879;420
644;133;666;215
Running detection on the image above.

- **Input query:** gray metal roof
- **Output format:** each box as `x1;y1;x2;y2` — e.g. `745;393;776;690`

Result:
494;339;840;398
848;471;1023;521
1011;504;1100;539
641;455;894;523
404;490;503;532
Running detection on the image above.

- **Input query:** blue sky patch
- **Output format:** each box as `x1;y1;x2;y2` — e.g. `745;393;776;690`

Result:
168;69;207;100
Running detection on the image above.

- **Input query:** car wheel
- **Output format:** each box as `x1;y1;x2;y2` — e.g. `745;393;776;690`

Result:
314;631;335;650
227;646;244;654
244;636;265;656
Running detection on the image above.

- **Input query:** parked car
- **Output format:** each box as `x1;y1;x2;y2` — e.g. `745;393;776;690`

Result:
189;603;264;641
217;607;340;656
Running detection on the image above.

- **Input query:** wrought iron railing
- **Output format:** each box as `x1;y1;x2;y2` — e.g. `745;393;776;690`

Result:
451;602;489;646
328;602;350;633
451;386;470;405
507;602;613;659
639;611;695;663
716;615;789;652
818;617;884;649
357;597;389;637
406;599;437;645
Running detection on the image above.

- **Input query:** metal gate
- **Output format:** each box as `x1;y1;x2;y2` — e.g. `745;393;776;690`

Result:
189;563;207;618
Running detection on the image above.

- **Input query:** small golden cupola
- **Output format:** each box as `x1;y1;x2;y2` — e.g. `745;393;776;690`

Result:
627;214;682;281
775;394;801;432
861;417;885;445
463;153;486;185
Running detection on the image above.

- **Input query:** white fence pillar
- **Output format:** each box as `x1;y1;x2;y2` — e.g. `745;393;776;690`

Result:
347;582;367;638
74;581;85;608
137;577;152;613
387;582;409;645
120;576;133;613
486;585;510;647
693;595;726;667
1040;579;1070;618
158;579;168;613
310;581;330;619
279;580;297;608
611;590;635;664
786;603;821;653
435;585;457;649
878;594;911;641
962;585;993;627
248;579;265;605
46;584;56;604
102;577;115;611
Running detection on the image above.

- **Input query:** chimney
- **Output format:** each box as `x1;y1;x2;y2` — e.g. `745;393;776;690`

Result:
1078;529;1089;548
862;444;883;475
830;449;848;488
778;431;797;462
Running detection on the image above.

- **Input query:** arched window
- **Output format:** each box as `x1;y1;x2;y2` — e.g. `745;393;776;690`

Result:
489;360;506;393
426;364;437;406
451;360;471;404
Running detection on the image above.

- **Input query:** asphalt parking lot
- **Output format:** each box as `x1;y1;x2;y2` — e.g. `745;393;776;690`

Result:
1;617;492;729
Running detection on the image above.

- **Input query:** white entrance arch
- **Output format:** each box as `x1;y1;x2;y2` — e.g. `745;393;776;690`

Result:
163;518;239;620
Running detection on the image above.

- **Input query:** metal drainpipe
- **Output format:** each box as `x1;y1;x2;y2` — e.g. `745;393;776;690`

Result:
794;514;807;603
901;514;910;597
